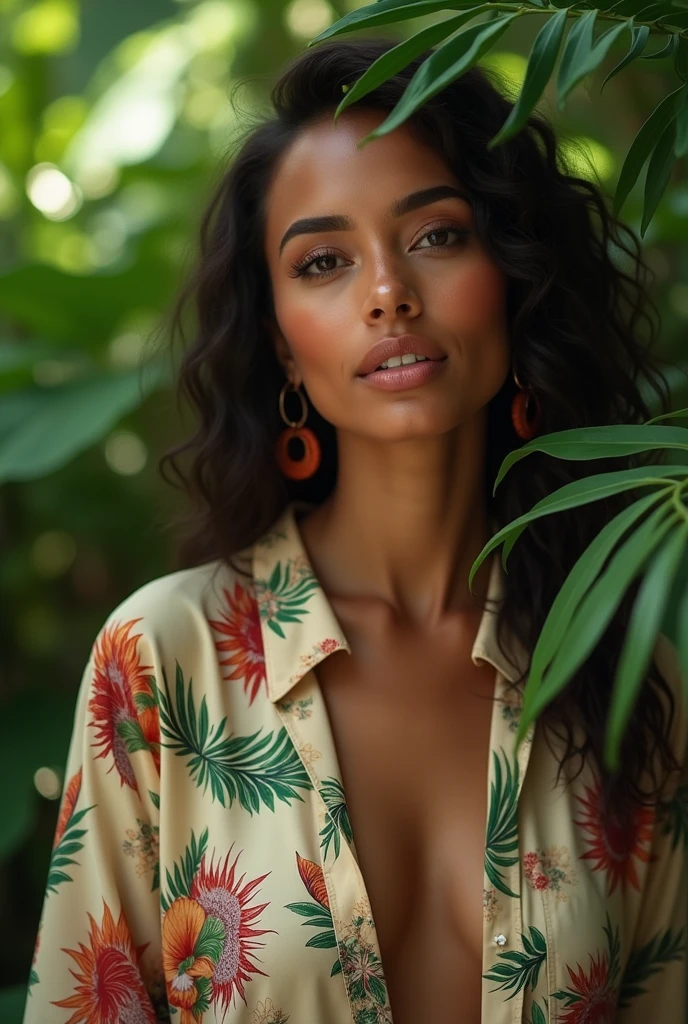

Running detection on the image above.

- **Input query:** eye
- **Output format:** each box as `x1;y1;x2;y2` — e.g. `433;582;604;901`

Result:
289;248;347;279
413;223;471;250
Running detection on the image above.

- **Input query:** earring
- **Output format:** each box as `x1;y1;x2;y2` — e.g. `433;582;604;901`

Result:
276;380;322;480
511;366;542;441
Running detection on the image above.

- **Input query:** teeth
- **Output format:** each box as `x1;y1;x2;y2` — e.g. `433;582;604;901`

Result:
377;354;428;370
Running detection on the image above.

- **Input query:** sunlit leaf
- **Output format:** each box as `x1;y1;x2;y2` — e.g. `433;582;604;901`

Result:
604;520;687;768
0;361;169;482
309;0;480;46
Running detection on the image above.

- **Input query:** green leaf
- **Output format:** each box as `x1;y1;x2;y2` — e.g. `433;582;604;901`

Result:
518;501;678;737
359;12;520;142
334;9;488;120
600;23;650;93
148;789;161;810
469;464;685;589
194;915;226;963
158;663;313;812
531;1004;547;1024
641;117;677;237
484;748;520;898
619;927;686;1006
604;521;687;769
613;83;687;216
674;86;688;156
305;929;338;948
0;363;169;483
134;692;158;713
309;0;480;46
493;423;688;492
514;488;670;748
640;30;678;59
488;9;569;148
556;13;629;110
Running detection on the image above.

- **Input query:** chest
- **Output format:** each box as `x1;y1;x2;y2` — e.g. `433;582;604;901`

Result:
314;627;499;1023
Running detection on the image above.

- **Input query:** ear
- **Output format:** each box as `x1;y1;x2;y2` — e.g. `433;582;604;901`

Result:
266;318;300;386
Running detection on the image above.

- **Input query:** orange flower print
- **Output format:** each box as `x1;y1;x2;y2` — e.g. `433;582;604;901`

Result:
88;619;161;791
574;774;655;894
209;583;266;704
162;897;218;1024
52;901;155;1023
295;852;330;909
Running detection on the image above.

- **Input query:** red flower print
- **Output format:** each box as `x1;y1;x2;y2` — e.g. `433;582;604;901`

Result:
295;852;330;909
53;768;82;849
188;844;277;1011
319;638;339;654
88;619;160;791
52;900;155;1023
558;951;618;1023
574;774;655;894
208;583;266;705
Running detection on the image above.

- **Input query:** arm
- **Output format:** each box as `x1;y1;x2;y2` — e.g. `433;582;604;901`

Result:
23;616;167;1023
617;633;688;1022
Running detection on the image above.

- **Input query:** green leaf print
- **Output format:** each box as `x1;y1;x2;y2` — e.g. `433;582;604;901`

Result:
255;559;321;639
619;925;686;1007
117;717;155;755
28;968;39;992
483;925;547;998
658;783;688;851
155;663;313;812
47;804;95;895
194;914;226;962
319;777;354;861
529;1002;547;1024
484;747;520;899
162;827;209;912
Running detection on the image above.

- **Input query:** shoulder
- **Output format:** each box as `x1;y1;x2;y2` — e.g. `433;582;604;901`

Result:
92;546;254;665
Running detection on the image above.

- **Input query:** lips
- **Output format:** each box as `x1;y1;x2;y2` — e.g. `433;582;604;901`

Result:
356;333;447;377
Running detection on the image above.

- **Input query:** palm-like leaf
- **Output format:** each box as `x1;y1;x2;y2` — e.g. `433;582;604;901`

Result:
311;0;688;235
154;662;313;812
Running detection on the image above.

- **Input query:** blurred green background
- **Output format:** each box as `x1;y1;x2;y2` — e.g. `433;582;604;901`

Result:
1;0;688;1018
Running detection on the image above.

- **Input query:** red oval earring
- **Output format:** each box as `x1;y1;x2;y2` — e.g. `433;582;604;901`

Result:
276;381;321;480
511;369;542;441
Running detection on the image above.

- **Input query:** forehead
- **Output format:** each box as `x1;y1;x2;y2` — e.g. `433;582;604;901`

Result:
264;109;461;250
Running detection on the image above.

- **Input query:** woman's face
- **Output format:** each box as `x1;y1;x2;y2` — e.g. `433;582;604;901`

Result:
263;107;510;441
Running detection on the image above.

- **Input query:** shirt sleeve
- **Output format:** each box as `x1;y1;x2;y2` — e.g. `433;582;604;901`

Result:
23;616;168;1023
617;633;688;1022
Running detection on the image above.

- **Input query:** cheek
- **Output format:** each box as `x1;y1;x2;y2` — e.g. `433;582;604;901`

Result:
436;259;507;333
275;296;349;373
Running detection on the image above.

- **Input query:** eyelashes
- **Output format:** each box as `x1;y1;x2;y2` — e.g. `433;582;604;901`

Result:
288;222;471;280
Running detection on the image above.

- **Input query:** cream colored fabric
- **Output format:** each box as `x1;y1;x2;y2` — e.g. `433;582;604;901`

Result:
25;501;688;1024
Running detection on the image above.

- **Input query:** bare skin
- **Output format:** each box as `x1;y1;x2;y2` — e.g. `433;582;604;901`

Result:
263;107;511;1023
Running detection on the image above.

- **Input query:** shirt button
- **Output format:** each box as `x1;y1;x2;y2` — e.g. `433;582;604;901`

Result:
494;933;508;947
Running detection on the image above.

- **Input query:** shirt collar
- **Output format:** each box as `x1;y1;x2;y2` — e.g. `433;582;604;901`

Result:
252;501;528;704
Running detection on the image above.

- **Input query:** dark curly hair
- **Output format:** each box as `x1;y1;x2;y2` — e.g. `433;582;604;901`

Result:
156;36;681;822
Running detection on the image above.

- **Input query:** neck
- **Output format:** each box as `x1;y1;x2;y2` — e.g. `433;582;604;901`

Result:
298;415;494;627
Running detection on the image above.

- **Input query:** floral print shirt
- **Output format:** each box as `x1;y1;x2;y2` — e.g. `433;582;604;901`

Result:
24;500;688;1024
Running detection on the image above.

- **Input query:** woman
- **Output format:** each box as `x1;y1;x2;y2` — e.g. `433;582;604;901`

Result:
25;36;688;1024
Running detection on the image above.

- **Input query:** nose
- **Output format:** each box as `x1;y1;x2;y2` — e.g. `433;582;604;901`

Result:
362;269;422;324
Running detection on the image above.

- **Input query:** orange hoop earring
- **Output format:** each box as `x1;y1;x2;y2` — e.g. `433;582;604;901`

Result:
511;368;542;441
276;381;322;480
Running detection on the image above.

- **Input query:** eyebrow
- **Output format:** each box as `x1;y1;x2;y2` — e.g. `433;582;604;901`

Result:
278;184;472;255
